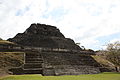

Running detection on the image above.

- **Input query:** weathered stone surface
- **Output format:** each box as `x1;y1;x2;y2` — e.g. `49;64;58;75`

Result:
42;51;101;75
6;23;102;75
8;23;81;50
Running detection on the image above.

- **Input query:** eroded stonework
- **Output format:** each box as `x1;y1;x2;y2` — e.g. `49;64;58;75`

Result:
8;23;81;50
7;23;103;75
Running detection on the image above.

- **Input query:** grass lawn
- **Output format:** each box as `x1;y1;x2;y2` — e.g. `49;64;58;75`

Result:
0;72;120;80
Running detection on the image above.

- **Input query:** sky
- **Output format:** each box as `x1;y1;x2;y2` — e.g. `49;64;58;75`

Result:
0;0;120;50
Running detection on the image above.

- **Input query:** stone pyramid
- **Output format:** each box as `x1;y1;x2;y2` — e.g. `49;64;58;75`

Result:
8;23;102;76
8;23;81;50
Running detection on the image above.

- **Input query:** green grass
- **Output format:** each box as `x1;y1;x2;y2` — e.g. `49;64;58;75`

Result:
0;72;120;80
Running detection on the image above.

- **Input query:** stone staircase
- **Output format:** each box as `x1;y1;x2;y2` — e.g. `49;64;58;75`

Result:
22;52;43;74
9;51;44;74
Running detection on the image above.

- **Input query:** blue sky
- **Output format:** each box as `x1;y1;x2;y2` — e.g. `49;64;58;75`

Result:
0;0;120;50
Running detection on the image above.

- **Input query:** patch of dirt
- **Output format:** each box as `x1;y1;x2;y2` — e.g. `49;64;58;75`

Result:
0;52;24;76
0;69;9;77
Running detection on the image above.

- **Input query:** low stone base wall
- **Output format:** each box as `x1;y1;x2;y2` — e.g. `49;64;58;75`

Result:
42;65;100;76
43;68;55;76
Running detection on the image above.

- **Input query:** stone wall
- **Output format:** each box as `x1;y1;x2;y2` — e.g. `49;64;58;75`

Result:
41;51;101;75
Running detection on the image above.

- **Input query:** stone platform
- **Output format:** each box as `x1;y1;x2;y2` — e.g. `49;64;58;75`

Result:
9;48;101;76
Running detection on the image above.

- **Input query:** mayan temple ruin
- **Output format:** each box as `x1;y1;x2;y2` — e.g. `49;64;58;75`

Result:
6;23;103;76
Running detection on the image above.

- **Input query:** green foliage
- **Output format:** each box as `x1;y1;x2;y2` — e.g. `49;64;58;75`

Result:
0;72;120;80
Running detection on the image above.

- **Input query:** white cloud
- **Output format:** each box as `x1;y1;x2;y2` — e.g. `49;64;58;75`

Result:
110;38;120;43
0;0;120;50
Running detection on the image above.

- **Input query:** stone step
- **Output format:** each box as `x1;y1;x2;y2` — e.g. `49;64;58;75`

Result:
24;63;43;65
45;62;85;65
25;55;42;57
23;66;42;69
23;63;42;69
25;59;43;62
23;68;43;70
25;56;42;58
25;58;43;61
23;69;43;74
25;60;43;63
26;53;41;56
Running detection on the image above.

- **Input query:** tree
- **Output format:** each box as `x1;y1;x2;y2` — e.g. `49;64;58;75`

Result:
81;46;85;50
76;43;80;46
105;41;120;72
